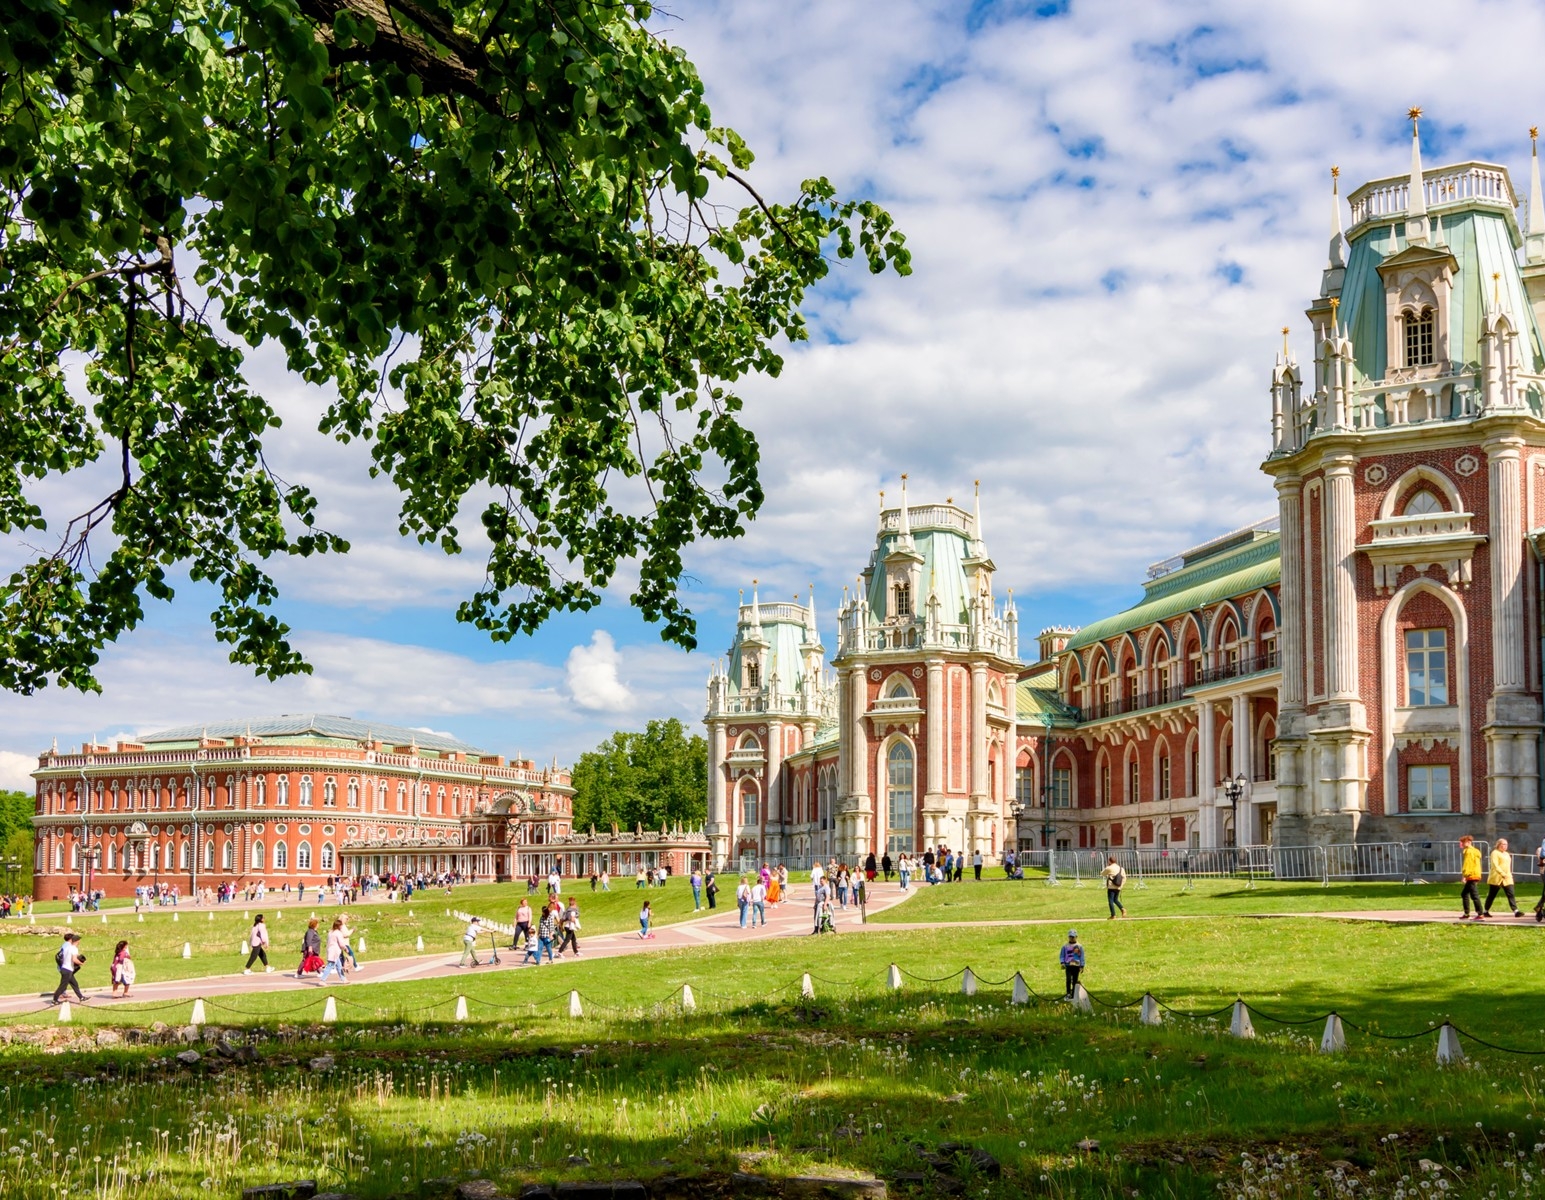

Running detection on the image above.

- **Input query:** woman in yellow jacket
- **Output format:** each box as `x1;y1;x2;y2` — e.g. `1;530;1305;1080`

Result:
1459;835;1484;919
1482;837;1524;919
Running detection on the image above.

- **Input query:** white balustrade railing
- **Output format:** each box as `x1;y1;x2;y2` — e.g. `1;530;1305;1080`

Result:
1347;163;1515;227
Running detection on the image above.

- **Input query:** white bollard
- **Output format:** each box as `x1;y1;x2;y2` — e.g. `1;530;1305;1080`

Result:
1437;1022;1465;1065
1141;993;1162;1026
455;996;468;1022
101;913;107;924
28;913;34;925
1072;983;1093;1013
237;942;245;956
190;998;207;1026
1320;1013;1346;1054
172;911;178;922
569;990;583;1018
244;911;249;919
65;914;71;925
800;973;815;999
137;914;143;923
681;984;696;1012
57;1001;72;1023
208;911;213;922
276;910;282;919
357;936;366;954
408;909;413;917
1229;1000;1254;1039
1011;972;1031;1005
415;935;424;952
961;967;977;996
322;996;338;1023
887;963;903;991
182;942;191;959
0;947;6;965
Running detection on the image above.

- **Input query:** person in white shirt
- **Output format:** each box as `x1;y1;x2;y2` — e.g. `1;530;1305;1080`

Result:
736;877;753;928
750;880;768;927
52;933;84;1004
319;919;348;984
458;916;483;968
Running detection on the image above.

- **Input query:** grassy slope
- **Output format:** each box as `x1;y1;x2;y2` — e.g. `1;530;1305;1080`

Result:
866;875;1508;923
1;919;1544;1199
0;880;704;996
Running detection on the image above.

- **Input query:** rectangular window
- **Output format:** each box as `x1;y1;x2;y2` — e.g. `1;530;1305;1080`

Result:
1408;765;1452;812
1015;768;1035;807
1051;767;1072;808
1405;629;1449;706
1159;755;1172;800
1127;759;1139;804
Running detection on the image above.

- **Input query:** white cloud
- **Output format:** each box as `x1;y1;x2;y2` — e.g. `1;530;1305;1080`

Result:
565;631;636;713
0;751;38;794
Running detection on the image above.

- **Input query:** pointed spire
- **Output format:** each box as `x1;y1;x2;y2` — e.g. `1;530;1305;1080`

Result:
1327;165;1345;268
877;489;886;531
1406;107;1429;246
806;584;817;635
750;578;760;626
1528;126;1545;264
972;479;985;554
897;474;912;541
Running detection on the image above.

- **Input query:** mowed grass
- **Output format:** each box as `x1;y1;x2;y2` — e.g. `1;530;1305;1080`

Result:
3;917;1545;1199
0;880;704;996
866;874;1520;924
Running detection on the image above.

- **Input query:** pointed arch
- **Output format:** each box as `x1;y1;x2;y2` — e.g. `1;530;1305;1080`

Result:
1378;465;1462;520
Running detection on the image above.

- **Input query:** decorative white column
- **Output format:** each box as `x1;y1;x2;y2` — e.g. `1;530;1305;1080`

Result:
766;719;784;856
850;666;869;799
1231;693;1252;845
1488;438;1526;692
925;658;945;800
1277;478;1305;710
1323;456;1359;700
969;664;989;801
707;721;727;863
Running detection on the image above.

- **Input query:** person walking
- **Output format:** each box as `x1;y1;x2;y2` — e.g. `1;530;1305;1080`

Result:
736;876;752;928
690;868;704;911
298;918;323;976
864;852;877;882
1059;929;1084;1000
52;933;85;1005
638;900;654;939
1459;835;1485;919
243;914;273;974
899;853;912;890
1534;834;1545;921
514;897;533;949
972;849;983;881
535;904;558;961
881;852;893;882
1100;856;1127;919
705;870;719;911
600;869;611;892
558;897;581;957
751;877;768;927
458;916;484;967
1483;839;1524;918
318;918;348;983
110;940;135;998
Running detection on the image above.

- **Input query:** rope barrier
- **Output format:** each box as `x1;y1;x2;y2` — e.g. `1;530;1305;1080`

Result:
1242;1002;1335;1027
201;996;333;1018
1085;991;1145;1010
897;966;968;984
1154;998;1237;1021
1443;1026;1545;1057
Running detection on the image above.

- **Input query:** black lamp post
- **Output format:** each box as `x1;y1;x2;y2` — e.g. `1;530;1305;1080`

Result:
1221;772;1247;862
1040;712;1058;884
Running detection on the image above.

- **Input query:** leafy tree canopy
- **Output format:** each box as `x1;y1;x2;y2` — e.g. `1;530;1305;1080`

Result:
569;716;704;834
0;789;33;879
0;0;909;694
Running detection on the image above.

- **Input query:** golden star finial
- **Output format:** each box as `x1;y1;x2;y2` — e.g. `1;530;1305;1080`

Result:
1331;165;1340;179
1533;126;1540;143
1408;106;1423;123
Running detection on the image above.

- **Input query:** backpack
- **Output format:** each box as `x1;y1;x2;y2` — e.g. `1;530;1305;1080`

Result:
55;946;66;970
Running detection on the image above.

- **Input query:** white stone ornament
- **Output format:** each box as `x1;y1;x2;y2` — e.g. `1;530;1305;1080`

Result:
869;669;883;682
1364;463;1388;484
1455;454;1480;477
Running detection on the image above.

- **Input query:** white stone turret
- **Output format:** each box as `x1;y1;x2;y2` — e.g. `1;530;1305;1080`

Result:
1406;108;1429;246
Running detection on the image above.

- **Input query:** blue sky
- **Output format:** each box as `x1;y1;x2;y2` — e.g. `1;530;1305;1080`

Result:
4;0;1545;786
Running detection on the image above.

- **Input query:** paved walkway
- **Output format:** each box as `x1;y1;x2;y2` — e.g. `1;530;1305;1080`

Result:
0;884;918;1016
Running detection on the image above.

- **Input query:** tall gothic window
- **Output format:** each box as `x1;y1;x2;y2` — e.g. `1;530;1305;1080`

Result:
893;579;912;617
745;658;761;689
1403;489;1444;516
1404;306;1435;367
886;742;915;853
1406;628;1449;706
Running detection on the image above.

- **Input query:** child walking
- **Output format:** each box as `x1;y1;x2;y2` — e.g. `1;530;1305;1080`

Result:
1059;929;1085;999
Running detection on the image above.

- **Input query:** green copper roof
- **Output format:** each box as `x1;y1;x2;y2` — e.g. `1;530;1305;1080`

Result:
727;608;814;693
1065;536;1280;653
1016;663;1076;725
1340;209;1545;386
140;714;487;755
866;526;974;623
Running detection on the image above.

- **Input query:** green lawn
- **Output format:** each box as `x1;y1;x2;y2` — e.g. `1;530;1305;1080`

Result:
867;874;1515;923
1;916;1544;1199
0;879;704;996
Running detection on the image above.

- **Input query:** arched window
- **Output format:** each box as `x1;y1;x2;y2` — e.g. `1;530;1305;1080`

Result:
275;842;288;870
1158;751;1172;800
275;776;289;806
1403;489;1444;516
886;741;915;854
323;778;337;807
347;779;359;809
106;843;116;870
438;786;446;815
1127;755;1140;804
299;776;313;807
179;841;190;869
296;842;312;871
744;658;761;689
740;783;759;827
1404;306;1435;367
253;777;266;807
397;782;408;812
251;841;265;870
893;579;912;617
148;843;159;870
203;839;213;869
321;842;336;871
222;841;233;870
736;732;762;751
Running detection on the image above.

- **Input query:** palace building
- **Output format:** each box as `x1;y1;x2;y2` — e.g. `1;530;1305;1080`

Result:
29;714;704;900
706;119;1545;865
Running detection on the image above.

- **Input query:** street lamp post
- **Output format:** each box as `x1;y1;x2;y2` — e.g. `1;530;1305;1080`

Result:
1221;773;1248;876
77;768;91;899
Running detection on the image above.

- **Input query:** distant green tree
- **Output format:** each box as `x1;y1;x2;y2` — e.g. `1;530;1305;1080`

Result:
570;718;706;834
0;789;33;884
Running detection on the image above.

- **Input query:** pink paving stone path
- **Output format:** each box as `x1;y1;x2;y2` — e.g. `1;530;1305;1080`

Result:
0;880;920;1016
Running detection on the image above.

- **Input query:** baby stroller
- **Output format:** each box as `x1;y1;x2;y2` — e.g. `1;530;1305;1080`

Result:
812;901;837;935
